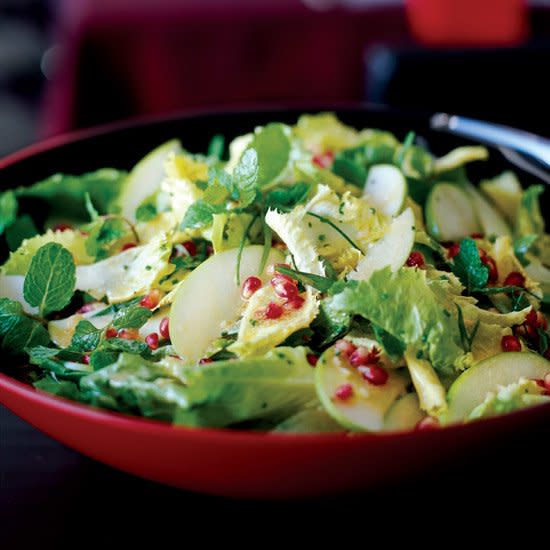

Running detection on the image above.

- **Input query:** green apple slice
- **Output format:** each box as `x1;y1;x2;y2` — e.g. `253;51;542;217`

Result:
447;352;550;423
349;207;415;281
169;246;284;365
463;184;510;238
383;393;425;432
116;139;181;222
426;183;480;241
315;347;407;432
363;164;407;217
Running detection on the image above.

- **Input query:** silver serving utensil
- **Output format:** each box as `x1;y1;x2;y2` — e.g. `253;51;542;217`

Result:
430;113;550;184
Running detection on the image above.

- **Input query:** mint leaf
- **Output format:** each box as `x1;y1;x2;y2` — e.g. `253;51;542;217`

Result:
89;350;118;370
112;306;152;330
180;200;222;229
265;182;311;212
85;217;130;260
248;123;291;187
71;320;102;352
5;214;38;251
451;238;489;293
27;345;91;380
101;337;150;355
23;242;76;317
136;201;157;222
233;148;259;207
0;297;23;333
2;315;50;354
207;134;225;159
0;190;17;235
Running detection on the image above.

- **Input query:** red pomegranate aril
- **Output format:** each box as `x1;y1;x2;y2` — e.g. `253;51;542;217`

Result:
241;276;262;299
357;364;389;386
416;417;440;431
349;346;375;367
312;150;334;169
481;256;499;284
82;354;90;365
447;243;460;259
182;240;197;257
471;232;484;239
122;242;137;251
526;308;547;331
140;289;161;310
544;373;550;393
334;383;354;401
52;223;72;232
145;332;159;350
504;271;526;288
284;296;305;310
406;251;425;268
334;339;357;358
105;327;117;339
271;277;298;299
159;317;170;339
199;357;213;365
265;302;284;319
306;353;318;367
501;334;521;352
118;328;139;340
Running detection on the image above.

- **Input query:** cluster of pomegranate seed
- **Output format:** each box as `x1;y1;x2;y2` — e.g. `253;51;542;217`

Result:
241;276;262;299
503;271;526;289
333;339;388;397
271;270;304;310
104;325;163;350
513;307;549;355
312;150;334;169
265;302;284;319
406;251;426;269
140;289;161;310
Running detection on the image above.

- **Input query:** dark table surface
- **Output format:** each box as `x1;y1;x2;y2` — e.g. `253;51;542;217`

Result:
2;401;549;545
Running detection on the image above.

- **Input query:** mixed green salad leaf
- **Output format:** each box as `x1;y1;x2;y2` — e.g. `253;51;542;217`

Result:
1;113;550;433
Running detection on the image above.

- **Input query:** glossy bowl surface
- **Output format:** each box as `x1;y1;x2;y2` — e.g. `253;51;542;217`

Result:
1;105;549;499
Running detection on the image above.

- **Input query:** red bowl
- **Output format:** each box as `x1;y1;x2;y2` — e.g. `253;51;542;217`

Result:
2;106;549;499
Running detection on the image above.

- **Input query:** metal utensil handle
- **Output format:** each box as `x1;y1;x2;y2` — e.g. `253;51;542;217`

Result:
431;113;550;168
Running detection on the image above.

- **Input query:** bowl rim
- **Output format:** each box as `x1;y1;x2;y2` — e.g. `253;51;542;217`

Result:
1;103;549;442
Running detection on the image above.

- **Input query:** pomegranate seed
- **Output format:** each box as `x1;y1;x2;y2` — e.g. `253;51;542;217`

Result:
544;373;550;393
306;353;318;367
199;357;213;365
501;334;521;352
471;232;484;239
159;317;170;339
52;223;72;232
535;378;546;389
447;243;460;259
140;289;161;310
334;383;354;401
526;308;547;331
118;328;139;340
82;354;90;365
284;296;305;310
334;339;357;358
406;251;425;268
182;240;197;257
77;303;97;314
241;276;262;299
416;417;440;431
357;364;389;386
503;271;525;288
265;302;284;319
271;277;298;299
481;256;498;284
349;346;380;367
312;150;334;169
145;332;159;350
105;327;117;339
122;242;137;251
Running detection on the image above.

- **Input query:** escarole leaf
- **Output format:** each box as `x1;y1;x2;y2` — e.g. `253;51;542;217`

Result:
324;267;466;374
0;190;17;235
23;243;76;317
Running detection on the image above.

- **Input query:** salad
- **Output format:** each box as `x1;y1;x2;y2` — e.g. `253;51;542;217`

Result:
1;113;549;433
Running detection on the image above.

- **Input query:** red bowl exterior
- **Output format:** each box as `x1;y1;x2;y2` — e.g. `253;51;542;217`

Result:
2;106;550;499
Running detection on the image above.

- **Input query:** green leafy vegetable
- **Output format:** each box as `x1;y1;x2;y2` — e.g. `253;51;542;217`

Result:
180;200;222;229
112;306;152;330
265;182;311;212
451;238;489;293
207;134;225;159
70;320;102;352
372;323;406;361
5;215;38;251
84;217;133;260
274;265;335;292
233;148;259;208
0;190;17;235
23;243;76;317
